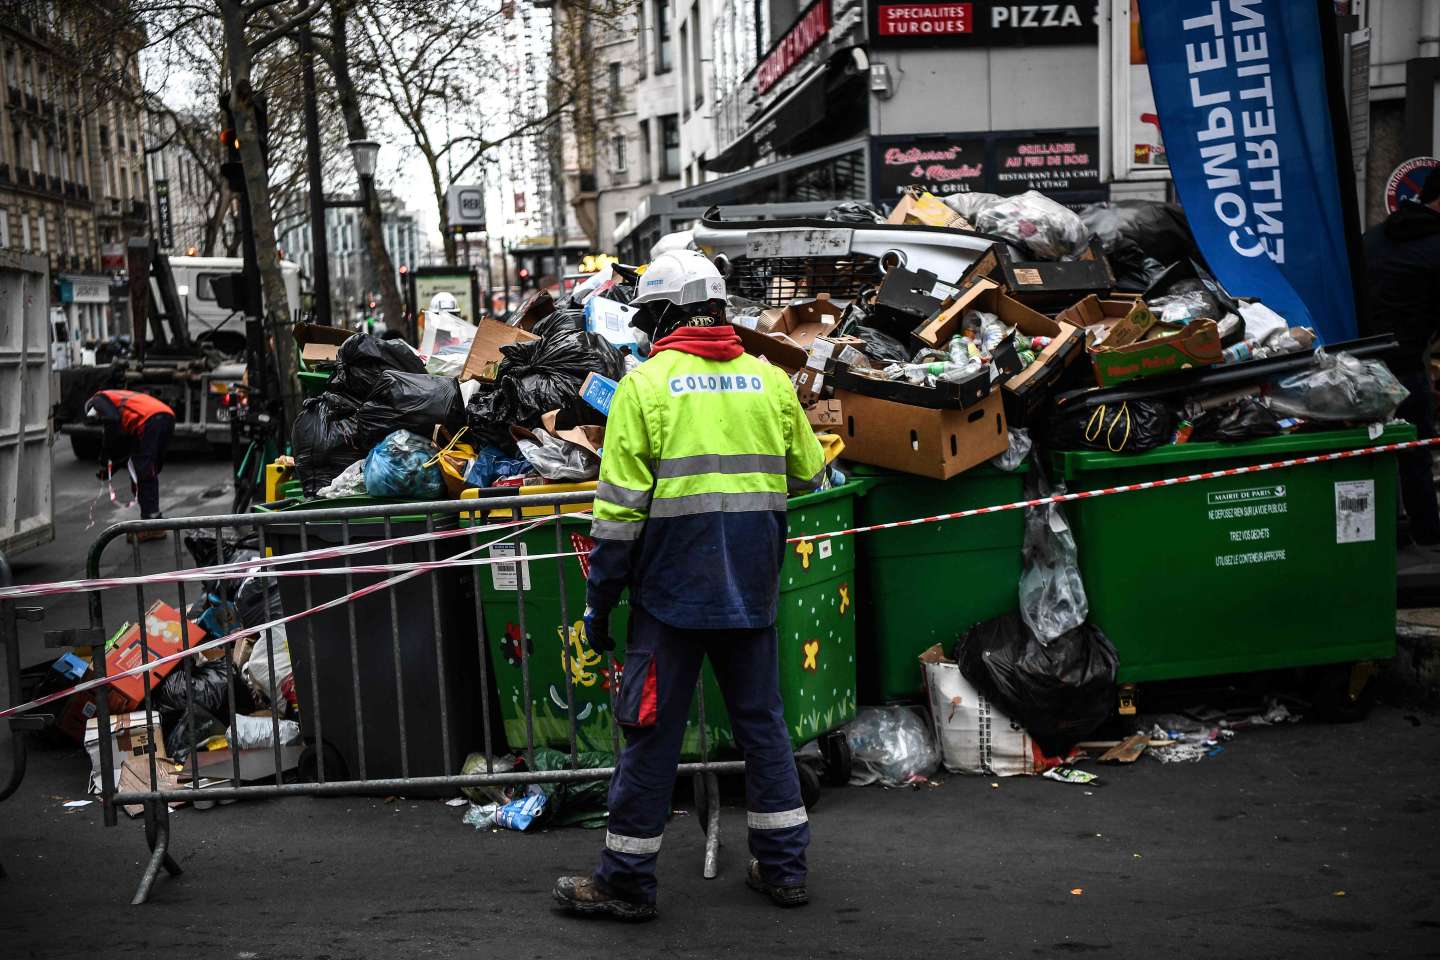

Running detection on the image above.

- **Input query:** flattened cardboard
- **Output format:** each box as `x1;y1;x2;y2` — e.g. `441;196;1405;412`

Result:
833;388;1008;480
461;319;540;382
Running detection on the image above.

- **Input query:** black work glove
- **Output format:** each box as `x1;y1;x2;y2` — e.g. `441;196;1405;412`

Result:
583;606;614;653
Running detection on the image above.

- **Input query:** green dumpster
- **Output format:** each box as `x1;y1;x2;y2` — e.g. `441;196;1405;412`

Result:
473;483;860;756
849;464;1028;703
1050;424;1410;684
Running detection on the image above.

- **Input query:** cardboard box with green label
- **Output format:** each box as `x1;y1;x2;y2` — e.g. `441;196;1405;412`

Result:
1061;295;1224;387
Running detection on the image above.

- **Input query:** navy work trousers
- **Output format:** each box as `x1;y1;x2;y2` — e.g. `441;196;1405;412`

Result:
131;413;175;519
595;605;809;905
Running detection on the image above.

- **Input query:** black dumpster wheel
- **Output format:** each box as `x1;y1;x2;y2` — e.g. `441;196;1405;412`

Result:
797;757;822;810
1307;661;1380;723
297;742;349;784
818;731;852;787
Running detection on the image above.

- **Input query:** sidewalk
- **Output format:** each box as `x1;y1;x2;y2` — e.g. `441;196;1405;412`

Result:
3;704;1437;958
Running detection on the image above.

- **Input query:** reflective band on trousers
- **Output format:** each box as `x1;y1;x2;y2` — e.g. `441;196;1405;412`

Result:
654;453;787;480
747;807;809;830
649;490;788;518
591;518;645;541
595;480;652;511
606;830;663;854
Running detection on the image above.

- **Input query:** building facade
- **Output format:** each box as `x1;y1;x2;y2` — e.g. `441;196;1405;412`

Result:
145;109;225;258
279;189;421;325
0;7;148;343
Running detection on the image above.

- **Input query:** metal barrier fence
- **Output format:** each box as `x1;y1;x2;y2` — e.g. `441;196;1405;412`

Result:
4;491;742;904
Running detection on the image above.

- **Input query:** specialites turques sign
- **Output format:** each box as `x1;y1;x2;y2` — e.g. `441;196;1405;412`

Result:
868;0;1094;47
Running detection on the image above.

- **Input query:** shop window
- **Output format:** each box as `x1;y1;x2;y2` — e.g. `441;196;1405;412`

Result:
660;114;680;179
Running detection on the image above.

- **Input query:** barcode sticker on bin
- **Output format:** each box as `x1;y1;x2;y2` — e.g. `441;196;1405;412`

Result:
1334;479;1375;545
490;542;532;591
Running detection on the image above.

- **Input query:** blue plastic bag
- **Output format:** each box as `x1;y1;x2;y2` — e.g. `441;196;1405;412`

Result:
463;445;530;488
494;791;547;831
363;430;445;499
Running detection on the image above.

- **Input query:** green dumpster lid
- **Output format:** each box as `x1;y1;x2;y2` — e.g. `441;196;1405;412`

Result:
254;493;461;525
1049;422;1417;474
788;479;863;508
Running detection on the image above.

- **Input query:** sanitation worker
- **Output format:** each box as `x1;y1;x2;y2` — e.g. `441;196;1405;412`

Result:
1364;173;1440;549
83;388;176;537
553;250;826;922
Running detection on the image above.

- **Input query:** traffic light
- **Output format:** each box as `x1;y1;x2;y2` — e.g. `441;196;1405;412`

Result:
218;92;271;168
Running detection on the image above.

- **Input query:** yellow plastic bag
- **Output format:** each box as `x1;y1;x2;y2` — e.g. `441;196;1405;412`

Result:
425;426;477;498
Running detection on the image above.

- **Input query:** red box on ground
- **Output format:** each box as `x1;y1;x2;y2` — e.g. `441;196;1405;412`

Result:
105;600;203;709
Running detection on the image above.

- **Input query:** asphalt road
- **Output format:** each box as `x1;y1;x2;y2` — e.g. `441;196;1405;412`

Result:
5;451;1440;958
2;705;1439;959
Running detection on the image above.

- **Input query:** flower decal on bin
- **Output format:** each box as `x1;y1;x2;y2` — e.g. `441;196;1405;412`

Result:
802;639;820;672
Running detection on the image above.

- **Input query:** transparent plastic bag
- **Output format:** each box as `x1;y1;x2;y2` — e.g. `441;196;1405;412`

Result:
991;428;1032;472
1268;350;1409;422
1150;290;1218;326
972;190;1089;260
316;458;367;498
1019;484;1089;643
843;706;940;787
516;428;600;481
231;713;302;749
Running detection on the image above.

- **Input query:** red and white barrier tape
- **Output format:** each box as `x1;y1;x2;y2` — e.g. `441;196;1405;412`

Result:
0;512;587;602
787;435;1439;542
0;520;542;720
0;434;1428;717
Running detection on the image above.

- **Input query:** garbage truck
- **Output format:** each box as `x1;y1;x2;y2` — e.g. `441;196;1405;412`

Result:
56;251;300;459
0;251;55;557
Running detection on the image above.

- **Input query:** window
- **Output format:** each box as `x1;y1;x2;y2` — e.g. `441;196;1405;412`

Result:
21;212;30;250
612;134;628;173
0;209;9;248
37;214;47;253
655;0;672;73
636;7;648;78
615;211;628;229
690;2;703;108
608;61;622;107
638;119;651;184
679;21;690;117
660;114;680;179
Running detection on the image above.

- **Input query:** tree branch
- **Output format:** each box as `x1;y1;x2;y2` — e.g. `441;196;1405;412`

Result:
247;0;328;55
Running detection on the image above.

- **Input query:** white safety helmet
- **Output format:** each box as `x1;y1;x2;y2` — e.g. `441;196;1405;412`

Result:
429;291;460;314
633;250;726;308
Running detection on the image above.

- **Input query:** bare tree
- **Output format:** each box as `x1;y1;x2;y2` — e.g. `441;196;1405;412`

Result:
351;0;571;265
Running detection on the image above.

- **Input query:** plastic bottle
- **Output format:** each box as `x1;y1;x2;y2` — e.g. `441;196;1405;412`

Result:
1222;338;1258;364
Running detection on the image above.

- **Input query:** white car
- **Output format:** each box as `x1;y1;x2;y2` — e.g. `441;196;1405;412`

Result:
691;207;1001;306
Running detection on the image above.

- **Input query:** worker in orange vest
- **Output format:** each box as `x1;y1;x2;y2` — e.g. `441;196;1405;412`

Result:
83;389;176;535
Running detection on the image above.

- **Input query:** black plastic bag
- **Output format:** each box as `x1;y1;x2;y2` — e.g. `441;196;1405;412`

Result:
465;386;520;453
165;704;228;765
155;659;249;721
1191;397;1286;443
956;611;1119;756
849;324;910;364
234;574;282;629
490;329;626;428
826;201;887;224
329;334;426;401
1144;259;1240;319
531;308;587;338
292;393;366;497
353;370;465;448
1047;399;1175;454
1078;201;1201;267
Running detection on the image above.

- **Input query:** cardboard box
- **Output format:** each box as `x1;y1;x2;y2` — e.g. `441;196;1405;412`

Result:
806;399;844;429
735;295;843;372
84;710;164;794
832;388;1008;480
511;289;555;331
1072;292;1224;385
293;322;353;365
1059;295;1159;349
460;319;541;382
871;267;961;334
958;240;1115;311
829;364;991;411
584;297;642;353
105;601;201;711
886;189;974;230
791;335;870;404
915;276;1085;426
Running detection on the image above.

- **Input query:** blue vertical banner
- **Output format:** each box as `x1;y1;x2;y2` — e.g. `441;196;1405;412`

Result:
1137;0;1356;342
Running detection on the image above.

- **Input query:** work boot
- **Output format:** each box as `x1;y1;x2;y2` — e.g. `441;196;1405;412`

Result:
552;876;656;922
746;859;809;908
126;529;168;544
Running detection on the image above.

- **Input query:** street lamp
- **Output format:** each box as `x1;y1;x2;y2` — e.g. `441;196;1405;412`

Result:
348;139;380;181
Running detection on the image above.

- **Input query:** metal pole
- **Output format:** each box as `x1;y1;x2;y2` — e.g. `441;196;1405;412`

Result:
299;24;333;327
500;239;511;321
482;232;495;317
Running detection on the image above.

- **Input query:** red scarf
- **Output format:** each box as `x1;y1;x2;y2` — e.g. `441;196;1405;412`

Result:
650;325;744;361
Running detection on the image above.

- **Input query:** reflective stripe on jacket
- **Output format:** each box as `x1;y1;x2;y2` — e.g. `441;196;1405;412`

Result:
586;349;826;630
